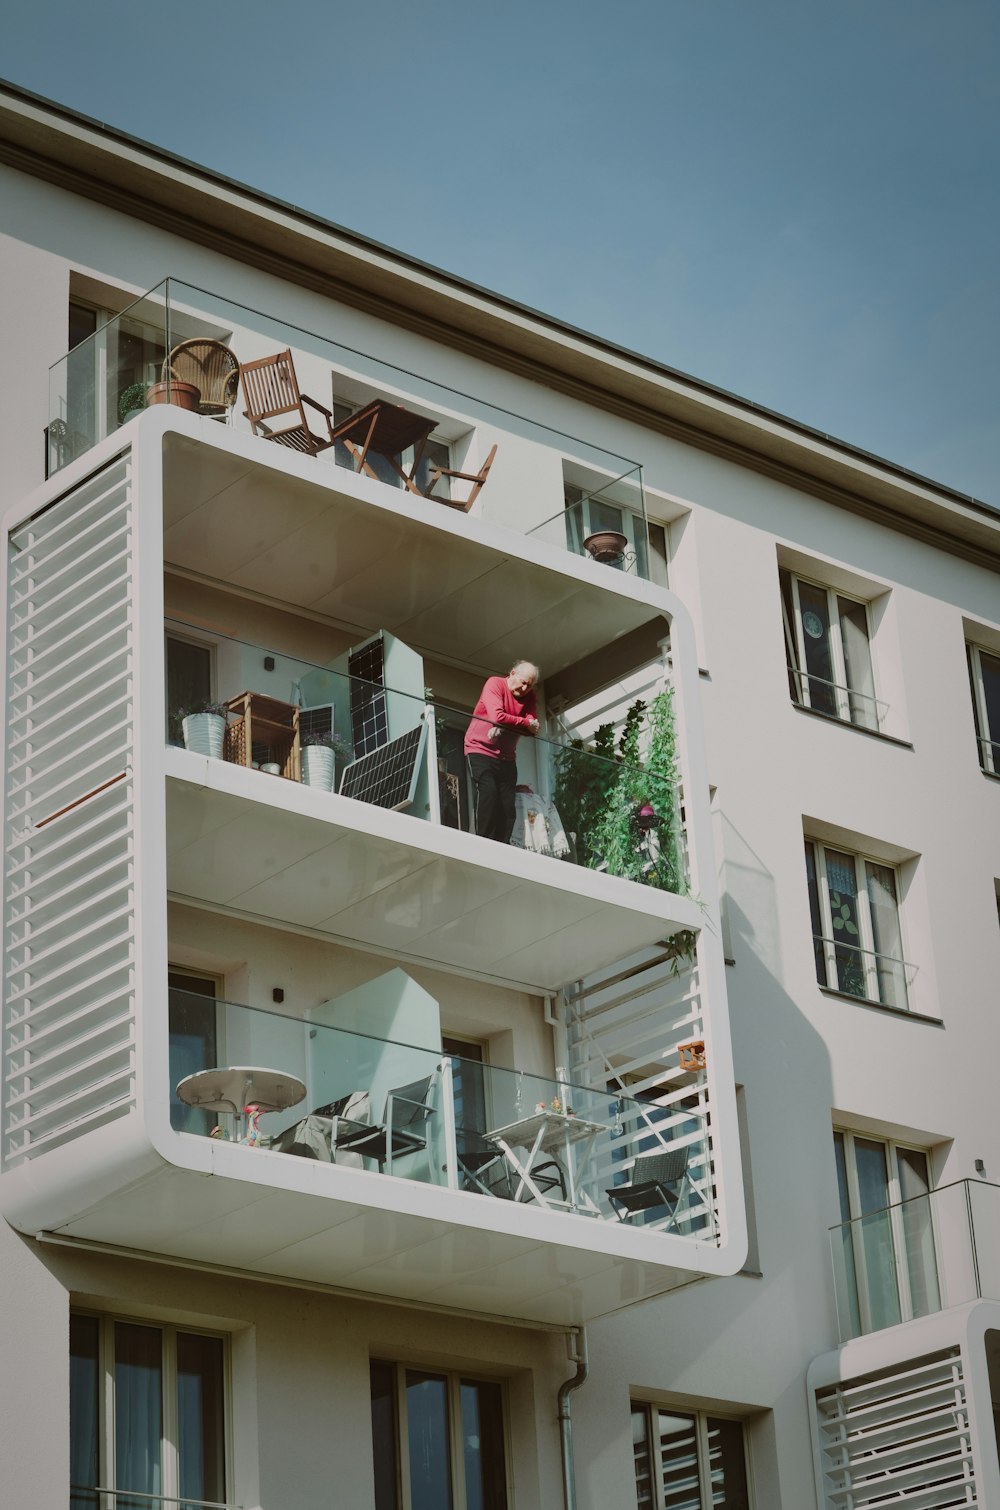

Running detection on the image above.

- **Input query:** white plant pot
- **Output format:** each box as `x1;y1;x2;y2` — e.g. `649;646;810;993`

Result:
182;712;225;759
301;745;336;791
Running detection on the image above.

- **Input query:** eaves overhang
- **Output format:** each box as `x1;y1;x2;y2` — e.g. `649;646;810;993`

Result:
1;79;997;569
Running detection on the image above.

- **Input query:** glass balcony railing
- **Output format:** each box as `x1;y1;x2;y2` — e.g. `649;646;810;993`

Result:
164;619;689;895
47;278;654;575
830;1178;1000;1342
168;987;715;1240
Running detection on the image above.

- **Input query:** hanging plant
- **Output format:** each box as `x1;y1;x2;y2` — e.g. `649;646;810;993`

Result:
555;689;686;894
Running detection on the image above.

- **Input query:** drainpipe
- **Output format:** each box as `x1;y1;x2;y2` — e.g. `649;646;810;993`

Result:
558;1326;589;1510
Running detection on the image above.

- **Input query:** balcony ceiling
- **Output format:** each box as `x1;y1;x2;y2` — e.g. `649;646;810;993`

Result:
161;432;664;680
165;749;699;994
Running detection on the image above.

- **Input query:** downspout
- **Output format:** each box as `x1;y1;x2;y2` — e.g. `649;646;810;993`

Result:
558;1325;589;1510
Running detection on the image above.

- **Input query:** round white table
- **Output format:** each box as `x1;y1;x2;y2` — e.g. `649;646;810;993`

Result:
176;1065;307;1141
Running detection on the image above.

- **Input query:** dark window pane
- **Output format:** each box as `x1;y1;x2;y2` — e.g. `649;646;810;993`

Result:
825;849;865;998
70;1314;100;1509
406;1371;453;1510
370;1362;400;1510
177;1332;226;1508
166;637;212;744
69;302;99;349
114;1322;163;1509
796;581;837;716
460;1380;507;1510
981;651;1000;767
779;569;801;703
804;841;827;985
706;1418;750;1509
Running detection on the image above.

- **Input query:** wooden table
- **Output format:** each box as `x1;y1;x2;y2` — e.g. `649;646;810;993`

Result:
330;399;438;495
223;691;301;780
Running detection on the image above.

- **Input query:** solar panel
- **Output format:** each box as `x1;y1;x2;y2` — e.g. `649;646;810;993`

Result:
299;704;335;743
339;723;427;811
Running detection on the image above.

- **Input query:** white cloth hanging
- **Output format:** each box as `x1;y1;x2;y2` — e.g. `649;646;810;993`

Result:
511;787;570;858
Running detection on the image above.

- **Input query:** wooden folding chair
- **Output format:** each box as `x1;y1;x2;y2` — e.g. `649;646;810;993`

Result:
423;444;498;512
239;348;337;456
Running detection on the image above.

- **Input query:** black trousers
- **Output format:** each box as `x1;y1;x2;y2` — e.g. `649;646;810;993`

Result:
467;753;517;843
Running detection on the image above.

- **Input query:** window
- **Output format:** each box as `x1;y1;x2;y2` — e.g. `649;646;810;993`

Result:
804;840;909;1010
370;1361;508;1510
967;642;1000;775
832;1131;940;1339
631;1402;750;1509
780;568;880;730
165;634;213;745
168;971;219;1135
70;1312;229;1510
332;395;451;501
564;483;669;585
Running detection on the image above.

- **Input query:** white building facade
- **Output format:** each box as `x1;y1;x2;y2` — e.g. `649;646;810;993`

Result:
0;82;998;1510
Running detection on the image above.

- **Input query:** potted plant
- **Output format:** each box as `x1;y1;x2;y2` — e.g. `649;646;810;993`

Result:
177;700;228;759
117;381;147;427
301;732;351;791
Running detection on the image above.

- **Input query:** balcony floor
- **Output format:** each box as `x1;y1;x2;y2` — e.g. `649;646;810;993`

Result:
165;748;700;992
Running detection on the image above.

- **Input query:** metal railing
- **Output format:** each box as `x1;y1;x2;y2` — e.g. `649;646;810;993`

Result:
829;1177;1000;1342
71;1491;239;1510
789;666;887;731
813;934;915;1012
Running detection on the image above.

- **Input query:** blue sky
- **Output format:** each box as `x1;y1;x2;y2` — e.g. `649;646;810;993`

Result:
4;0;998;504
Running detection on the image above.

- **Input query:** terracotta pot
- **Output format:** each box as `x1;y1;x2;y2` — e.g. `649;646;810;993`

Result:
583;530;628;564
146;379;201;412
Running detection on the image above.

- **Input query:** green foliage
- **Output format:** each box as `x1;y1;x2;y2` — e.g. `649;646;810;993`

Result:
554;689;685;893
117;382;147;424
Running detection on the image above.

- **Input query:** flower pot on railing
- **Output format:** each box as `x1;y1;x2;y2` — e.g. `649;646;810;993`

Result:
582;530;628;564
146;379;201;412
181;710;226;758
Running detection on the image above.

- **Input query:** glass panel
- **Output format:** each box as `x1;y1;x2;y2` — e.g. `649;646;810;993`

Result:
166;638;213;745
169;974;218;1135
167;987;714;1240
824;849;866;998
897;1148;941;1318
656;1410;702;1509
779;569;802;704
370;1362;400;1510
70;1314;100;1510
177;1332;227;1509
804;841;827;986
980;650;1000;772
854;1139;902;1330
796;581;838;717
865;862;904;1008
163;616;689;895
632;1404;655;1510
832;1134;862;1339
838;596;877;730
114;1322;163;1510
706;1418;750;1510
460;1380;507;1510
443;1038;487;1145
406;1371;453;1510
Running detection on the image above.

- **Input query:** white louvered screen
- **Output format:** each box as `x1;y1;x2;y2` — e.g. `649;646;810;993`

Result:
815;1347;978;1508
566;945;716;1240
3;458;137;1167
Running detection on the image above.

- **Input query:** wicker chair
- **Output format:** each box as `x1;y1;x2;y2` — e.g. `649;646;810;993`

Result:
162;338;240;420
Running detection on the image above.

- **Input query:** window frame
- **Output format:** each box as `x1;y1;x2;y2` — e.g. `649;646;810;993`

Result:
70;1309;233;1510
370;1359;510;1510
165;630;217;745
563;482;669;586
804;839;910;1011
630;1399;752;1509
833;1129;941;1338
967;641;1000;775
331;393;452;500
780;567;881;730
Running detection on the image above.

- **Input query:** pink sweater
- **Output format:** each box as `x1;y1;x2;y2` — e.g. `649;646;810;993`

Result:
464;676;538;761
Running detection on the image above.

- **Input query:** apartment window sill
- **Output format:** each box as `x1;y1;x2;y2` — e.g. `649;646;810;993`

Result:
979;766;1000;785
791;701;914;750
818;986;943;1027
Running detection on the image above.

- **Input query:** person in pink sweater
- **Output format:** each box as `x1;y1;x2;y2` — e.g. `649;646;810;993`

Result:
464;660;540;842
